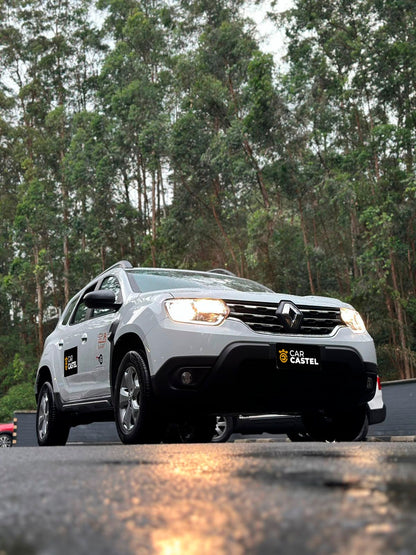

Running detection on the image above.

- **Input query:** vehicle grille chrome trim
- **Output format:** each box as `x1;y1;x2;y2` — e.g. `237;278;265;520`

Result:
225;301;343;336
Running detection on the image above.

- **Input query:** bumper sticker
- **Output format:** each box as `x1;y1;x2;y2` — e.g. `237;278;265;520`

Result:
277;345;321;369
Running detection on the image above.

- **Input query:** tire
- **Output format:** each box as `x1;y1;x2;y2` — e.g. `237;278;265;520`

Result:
332;407;368;441
302;411;337;442
212;415;234;443
302;406;368;442
354;414;369;442
114;351;166;444
287;431;312;442
37;382;70;446
0;433;12;448
164;416;217;443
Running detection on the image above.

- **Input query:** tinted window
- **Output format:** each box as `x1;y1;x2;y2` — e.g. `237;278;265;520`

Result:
72;300;89;325
127;269;272;293
101;276;121;299
61;296;79;326
70;284;96;325
92;276;122;319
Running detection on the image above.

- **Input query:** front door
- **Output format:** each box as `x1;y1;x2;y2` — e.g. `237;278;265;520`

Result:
79;275;122;399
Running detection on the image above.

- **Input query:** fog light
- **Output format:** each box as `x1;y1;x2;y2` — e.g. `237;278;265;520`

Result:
181;371;193;385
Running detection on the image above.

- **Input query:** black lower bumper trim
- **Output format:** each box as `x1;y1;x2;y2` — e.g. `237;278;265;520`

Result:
152;342;378;416
368;403;387;425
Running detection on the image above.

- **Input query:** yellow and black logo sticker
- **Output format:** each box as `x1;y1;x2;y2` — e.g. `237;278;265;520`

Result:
279;349;289;364
64;347;78;377
277;344;321;369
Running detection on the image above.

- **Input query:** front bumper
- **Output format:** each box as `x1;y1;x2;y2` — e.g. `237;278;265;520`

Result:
152;341;378;416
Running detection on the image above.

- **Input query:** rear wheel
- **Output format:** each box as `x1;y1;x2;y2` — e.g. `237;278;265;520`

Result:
302;406;368;442
212;416;234;443
37;382;70;446
287;431;312;442
114;351;166;444
164;416;217;443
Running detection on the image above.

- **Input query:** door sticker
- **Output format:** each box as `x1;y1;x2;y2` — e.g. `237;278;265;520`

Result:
97;332;108;349
96;353;104;370
96;332;108;369
64;347;78;377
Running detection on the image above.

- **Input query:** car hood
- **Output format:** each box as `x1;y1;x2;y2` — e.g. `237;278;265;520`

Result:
162;289;351;309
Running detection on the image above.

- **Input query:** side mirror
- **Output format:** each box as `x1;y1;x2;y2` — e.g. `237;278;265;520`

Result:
84;290;120;310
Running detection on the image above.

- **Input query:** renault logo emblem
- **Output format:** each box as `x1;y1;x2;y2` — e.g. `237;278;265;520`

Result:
276;301;303;331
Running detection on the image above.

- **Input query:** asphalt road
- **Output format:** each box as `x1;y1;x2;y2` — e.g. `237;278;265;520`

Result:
2;442;416;555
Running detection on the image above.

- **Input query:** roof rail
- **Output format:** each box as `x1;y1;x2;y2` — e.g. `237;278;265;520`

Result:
208;268;236;277
98;260;133;277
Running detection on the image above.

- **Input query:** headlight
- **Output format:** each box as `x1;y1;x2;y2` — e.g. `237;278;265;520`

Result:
340;307;367;333
165;298;229;326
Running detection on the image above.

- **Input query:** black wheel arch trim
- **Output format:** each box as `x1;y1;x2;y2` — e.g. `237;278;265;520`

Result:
35;366;53;400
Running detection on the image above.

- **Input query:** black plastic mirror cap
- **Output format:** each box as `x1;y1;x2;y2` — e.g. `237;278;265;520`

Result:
84;290;120;309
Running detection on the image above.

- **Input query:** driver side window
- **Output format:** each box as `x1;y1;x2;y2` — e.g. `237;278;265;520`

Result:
92;276;122;319
71;284;97;325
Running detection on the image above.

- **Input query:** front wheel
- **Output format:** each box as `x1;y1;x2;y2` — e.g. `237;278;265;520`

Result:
114;351;166;444
349;413;369;442
302;407;368;442
36;382;70;446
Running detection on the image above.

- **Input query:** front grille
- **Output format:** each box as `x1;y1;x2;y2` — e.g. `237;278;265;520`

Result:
225;300;343;336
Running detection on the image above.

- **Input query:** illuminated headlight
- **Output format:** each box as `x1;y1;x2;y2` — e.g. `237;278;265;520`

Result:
340;307;367;333
165;299;230;326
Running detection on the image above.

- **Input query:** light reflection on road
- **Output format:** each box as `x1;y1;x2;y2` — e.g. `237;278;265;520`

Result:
98;444;410;554
111;448;263;554
332;446;398;554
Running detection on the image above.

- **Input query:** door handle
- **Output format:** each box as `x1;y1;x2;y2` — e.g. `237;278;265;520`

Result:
81;334;88;344
58;340;64;348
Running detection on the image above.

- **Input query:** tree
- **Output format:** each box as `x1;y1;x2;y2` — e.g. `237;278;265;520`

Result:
97;0;174;267
271;0;416;377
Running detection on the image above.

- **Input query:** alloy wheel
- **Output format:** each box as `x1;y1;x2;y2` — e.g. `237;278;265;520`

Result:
38;390;50;441
214;416;228;439
118;365;141;432
0;434;12;448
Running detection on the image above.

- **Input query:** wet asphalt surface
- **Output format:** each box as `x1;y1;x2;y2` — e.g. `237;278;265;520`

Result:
1;442;416;555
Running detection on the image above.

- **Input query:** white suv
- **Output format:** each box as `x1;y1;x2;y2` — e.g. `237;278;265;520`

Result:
35;262;379;445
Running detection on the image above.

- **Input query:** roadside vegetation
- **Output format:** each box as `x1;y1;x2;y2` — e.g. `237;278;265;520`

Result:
1;0;415;419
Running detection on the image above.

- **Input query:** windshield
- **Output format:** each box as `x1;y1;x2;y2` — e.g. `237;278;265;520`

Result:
127;269;273;294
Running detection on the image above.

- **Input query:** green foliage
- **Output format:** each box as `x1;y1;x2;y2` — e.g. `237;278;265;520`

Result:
0;383;36;422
